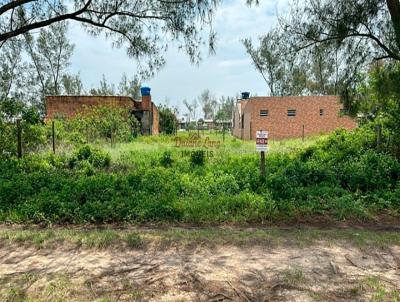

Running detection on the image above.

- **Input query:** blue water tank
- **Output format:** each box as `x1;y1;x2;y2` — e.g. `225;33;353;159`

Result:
141;87;151;96
242;92;250;99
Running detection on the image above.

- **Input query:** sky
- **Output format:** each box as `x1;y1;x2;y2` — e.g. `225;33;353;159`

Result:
67;0;289;115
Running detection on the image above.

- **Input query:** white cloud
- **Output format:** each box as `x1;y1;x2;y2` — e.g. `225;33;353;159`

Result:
218;58;252;67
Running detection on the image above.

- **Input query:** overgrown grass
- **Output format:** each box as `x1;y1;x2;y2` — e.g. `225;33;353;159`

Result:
1;227;399;250
0;126;399;224
100;131;323;162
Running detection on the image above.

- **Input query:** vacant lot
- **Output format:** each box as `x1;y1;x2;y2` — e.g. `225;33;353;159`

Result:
1;227;399;302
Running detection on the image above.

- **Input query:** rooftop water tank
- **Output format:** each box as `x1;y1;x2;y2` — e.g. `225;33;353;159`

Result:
241;92;250;99
141;87;151;96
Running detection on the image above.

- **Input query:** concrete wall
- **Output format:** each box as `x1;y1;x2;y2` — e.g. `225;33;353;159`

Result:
232;96;358;140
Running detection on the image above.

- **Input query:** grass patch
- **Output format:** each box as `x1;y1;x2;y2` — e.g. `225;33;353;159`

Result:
0;227;399;250
360;276;400;302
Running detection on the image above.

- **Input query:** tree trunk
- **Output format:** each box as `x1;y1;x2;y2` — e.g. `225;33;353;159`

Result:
387;0;400;50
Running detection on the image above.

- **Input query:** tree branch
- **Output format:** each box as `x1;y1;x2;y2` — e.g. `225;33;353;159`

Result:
0;0;93;42
0;0;35;16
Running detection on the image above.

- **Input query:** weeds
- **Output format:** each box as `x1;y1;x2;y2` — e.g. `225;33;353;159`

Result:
0;127;399;224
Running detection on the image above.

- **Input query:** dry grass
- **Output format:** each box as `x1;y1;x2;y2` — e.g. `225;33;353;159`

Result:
1;226;399;301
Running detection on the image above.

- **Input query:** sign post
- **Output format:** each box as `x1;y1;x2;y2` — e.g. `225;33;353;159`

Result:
256;130;268;178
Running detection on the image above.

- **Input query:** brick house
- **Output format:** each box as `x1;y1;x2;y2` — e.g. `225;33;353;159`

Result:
45;87;159;135
232;95;357;140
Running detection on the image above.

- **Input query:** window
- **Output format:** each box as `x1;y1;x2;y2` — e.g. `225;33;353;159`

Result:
287;109;296;117
320;109;325;116
260;110;269;117
241;114;244;129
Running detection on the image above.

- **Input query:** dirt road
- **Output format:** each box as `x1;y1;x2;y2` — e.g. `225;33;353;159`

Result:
0;227;399;301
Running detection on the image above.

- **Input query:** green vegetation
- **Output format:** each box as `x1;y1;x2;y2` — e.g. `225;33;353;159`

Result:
0;122;399;224
1;227;400;250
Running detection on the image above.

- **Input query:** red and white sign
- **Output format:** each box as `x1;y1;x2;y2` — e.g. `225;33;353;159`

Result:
256;131;268;152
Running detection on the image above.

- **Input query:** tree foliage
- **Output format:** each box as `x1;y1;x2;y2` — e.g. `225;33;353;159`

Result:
67;105;140;143
0;21;81;111
159;105;178;135
245;0;400;96
354;61;400;157
0;0;219;76
118;73;141;100
215;96;234;121
89;74;116;96
198;89;218;120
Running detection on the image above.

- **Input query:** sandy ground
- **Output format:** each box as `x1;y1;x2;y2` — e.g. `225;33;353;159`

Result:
1;234;400;301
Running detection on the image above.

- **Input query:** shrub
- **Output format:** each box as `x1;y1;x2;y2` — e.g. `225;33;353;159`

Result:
190;150;205;166
69;145;111;169
160;150;174;167
62;105;140;144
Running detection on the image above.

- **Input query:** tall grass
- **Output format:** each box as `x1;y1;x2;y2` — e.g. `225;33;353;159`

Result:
0;127;398;224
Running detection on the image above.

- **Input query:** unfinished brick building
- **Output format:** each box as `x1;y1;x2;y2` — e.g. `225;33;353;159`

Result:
45;87;159;135
232;95;357;140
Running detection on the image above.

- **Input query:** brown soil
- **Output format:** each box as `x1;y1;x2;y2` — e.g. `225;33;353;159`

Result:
1;233;399;301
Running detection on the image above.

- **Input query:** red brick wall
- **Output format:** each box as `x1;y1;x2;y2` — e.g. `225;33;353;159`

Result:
233;96;358;140
152;103;159;135
45;96;136;120
46;95;160;136
141;95;151;111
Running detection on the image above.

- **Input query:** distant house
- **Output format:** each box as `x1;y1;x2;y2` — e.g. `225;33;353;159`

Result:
45;87;159;135
232;94;357;140
201;119;232;131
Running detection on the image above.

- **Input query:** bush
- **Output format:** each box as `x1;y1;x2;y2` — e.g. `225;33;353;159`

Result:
0;98;46;154
190;150;205;166
62;105;140;144
160;150;174;167
69;145;111;169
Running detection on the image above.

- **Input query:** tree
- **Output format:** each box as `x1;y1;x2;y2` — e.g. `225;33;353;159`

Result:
246;0;400;61
35;22;74;96
22;21;75;111
198;89;217;119
159;105;178;135
183;98;199;123
244;28;362;96
245;0;400;98
118;73;141;99
215;96;234;121
0;38;25;100
0;0;218;76
89;74;115;95
282;0;400;61
62;74;84;95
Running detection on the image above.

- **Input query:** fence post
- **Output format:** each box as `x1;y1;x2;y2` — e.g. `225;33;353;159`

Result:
302;124;305;142
52;121;56;154
16;119;22;158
